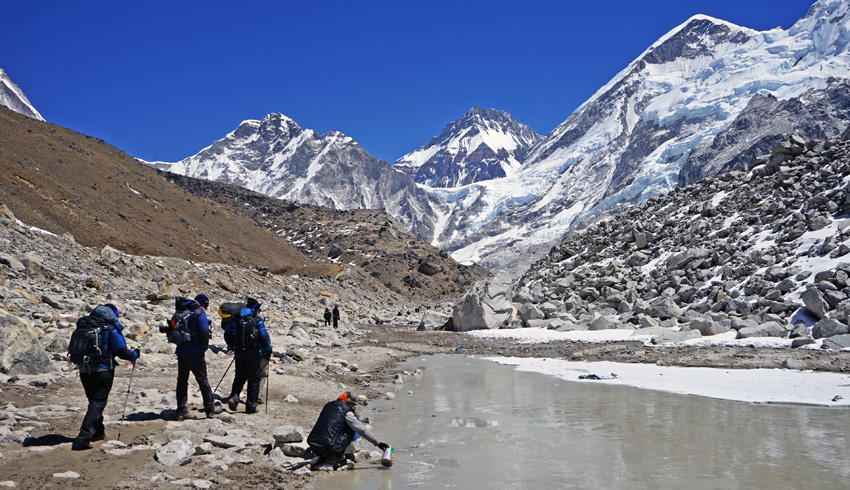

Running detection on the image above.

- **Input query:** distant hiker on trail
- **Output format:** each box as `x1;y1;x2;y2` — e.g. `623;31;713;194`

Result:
68;304;139;450
324;307;332;327
332;305;340;329
172;294;216;420
306;391;389;469
223;297;272;414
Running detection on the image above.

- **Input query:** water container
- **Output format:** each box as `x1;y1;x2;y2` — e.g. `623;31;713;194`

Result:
381;446;394;467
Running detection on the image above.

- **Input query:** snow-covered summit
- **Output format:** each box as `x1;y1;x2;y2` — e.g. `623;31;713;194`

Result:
394;107;542;188
438;0;850;269
0;68;44;121
147;112;446;241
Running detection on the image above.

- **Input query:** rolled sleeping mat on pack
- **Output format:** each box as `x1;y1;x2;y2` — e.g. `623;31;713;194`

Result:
218;302;246;330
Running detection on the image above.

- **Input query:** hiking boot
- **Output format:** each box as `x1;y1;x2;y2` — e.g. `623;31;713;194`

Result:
227;396;240;412
176;408;194;421
92;432;107;442
245;405;257;414
72;438;92;451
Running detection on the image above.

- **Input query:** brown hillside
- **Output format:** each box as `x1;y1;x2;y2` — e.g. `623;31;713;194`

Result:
0;105;309;271
159;171;490;299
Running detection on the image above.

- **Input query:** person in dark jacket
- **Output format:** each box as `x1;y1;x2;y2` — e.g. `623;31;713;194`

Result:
306;392;389;468
175;294;216;420
72;304;139;450
223;297;272;414
332;305;340;329
323;307;332;327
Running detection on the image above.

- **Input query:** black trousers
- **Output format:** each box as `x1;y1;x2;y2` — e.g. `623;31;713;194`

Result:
228;349;261;409
176;353;214;413
78;370;114;441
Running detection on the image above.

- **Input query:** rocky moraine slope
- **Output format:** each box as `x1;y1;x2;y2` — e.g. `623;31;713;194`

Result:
454;127;850;360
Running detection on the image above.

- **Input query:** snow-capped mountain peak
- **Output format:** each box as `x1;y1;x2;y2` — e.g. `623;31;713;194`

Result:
0;68;44;121
394;106;543;188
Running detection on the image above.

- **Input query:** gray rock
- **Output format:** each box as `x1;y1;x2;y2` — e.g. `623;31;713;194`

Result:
0;254;24;273
736;321;787;339
780;359;808;370
801;287;830;320
812;318;850;339
689;318;728;336
155;439;195;466
791;338;817;348
517;304;544;324
0;310;55;375
417;310;450;331
451;277;516;331
822;334;850;350
645;298;682;320
651;329;702;344
665;248;711;270
18;253;52;278
0;204;15;227
272;425;304;444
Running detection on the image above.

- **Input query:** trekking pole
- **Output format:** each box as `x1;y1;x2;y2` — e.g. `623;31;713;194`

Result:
213;357;235;395
117;359;137;441
263;361;270;414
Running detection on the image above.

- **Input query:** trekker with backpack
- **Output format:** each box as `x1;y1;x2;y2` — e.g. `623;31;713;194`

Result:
68;304;139;450
171;294;215;420
332;305;340;329
222;297;272;414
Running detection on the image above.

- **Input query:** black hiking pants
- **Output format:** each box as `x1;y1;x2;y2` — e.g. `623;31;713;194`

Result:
229;349;261;410
78;370;114;441
176;352;214;414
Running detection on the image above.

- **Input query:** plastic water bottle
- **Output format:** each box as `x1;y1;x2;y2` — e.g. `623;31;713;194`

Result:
381;446;394;467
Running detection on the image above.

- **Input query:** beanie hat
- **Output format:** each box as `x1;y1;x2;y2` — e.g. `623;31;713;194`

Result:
194;294;210;308
103;303;120;317
337;391;357;405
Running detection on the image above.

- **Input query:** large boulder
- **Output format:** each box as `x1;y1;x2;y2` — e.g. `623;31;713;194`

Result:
812;318;850;339
0;310;55;375
155;439;195;466
801;287;830;320
452;275;516;331
665;248;711;270
0;204;15;227
736;321;787;339
417;310;450;331
645;298;683;320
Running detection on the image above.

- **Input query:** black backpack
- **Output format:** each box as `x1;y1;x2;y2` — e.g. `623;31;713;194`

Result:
218;302;245;331
230;312;259;350
68;316;110;365
166;310;194;344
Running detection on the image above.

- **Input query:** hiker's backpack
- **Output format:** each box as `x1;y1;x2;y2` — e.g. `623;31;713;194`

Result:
68;316;109;365
230;311;259;350
166;310;194;344
218;302;245;331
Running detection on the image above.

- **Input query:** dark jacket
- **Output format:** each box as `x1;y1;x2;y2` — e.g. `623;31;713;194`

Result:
224;304;272;354
307;399;355;457
78;306;138;373
174;298;211;356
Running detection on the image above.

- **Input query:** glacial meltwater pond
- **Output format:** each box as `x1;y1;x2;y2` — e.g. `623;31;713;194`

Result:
313;355;850;490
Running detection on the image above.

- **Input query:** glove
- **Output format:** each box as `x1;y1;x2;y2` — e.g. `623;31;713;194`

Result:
133;348;140;361
377;442;389;451
263;348;273;360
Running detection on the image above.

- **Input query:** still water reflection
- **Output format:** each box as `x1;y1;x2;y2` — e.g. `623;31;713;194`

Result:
313;355;850;489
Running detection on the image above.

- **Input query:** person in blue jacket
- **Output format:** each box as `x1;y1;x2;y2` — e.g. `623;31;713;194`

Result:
175;294;215;420
72;304;139;451
223;297;272;414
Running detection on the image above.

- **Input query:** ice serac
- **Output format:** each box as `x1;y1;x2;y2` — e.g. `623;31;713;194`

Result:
394;107;543;188
0;68;44;121
149;113;445;241
439;0;850;268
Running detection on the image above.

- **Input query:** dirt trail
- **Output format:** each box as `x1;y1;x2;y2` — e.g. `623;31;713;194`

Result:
2;324;849;489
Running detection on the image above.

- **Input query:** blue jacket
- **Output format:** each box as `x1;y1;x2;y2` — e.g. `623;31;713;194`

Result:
79;306;138;373
225;304;272;354
174;298;211;356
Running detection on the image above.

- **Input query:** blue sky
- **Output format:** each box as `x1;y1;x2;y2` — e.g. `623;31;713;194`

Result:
2;0;816;164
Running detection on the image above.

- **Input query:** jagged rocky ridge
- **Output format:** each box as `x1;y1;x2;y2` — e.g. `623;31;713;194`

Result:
148;113;446;242
453;129;850;351
394;107;542;187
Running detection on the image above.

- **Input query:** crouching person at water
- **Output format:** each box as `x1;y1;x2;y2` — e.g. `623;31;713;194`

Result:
68;304;139;450
306;392;390;470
